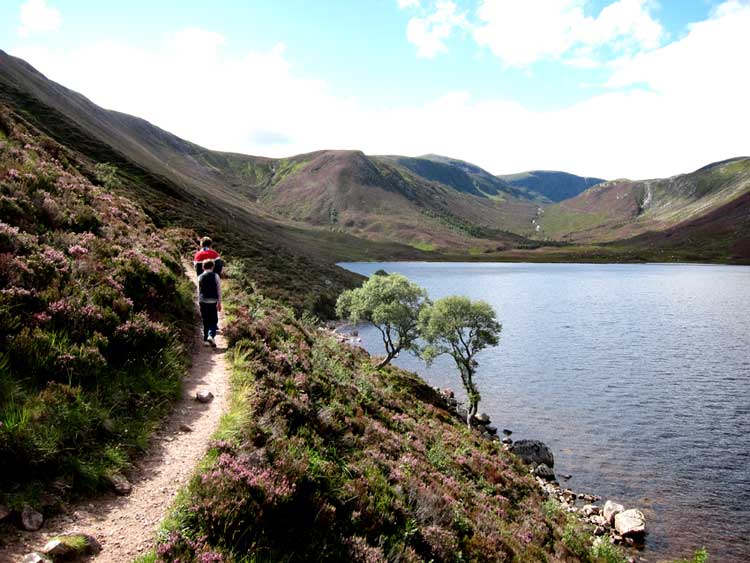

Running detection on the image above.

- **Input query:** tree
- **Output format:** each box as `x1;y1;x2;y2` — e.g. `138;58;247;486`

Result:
336;274;428;369
418;296;501;427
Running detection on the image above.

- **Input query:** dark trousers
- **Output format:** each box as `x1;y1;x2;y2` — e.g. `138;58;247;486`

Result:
199;302;218;340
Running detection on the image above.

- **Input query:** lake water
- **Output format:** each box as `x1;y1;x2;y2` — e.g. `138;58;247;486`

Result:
339;262;750;563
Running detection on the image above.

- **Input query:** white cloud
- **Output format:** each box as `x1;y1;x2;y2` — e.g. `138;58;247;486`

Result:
397;0;421;9
405;1;467;58
10;2;750;180
473;0;663;67
18;0;61;38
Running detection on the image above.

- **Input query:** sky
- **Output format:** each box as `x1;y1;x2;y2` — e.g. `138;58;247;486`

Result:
0;0;748;179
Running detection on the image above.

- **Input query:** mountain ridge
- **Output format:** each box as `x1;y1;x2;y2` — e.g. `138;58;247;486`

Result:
1;49;748;264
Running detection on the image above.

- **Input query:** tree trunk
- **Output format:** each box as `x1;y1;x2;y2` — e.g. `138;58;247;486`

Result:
376;351;396;369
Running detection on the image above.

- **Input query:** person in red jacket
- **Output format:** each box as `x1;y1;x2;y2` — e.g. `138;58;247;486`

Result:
193;237;222;276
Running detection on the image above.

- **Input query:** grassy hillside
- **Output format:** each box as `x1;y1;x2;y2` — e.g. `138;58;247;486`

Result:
0;106;194;510
257;149;538;251
539;158;750;250
498;171;605;203
0;50;432;317
148;275;624;563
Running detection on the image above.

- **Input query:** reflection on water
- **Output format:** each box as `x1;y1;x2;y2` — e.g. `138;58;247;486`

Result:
340;262;750;563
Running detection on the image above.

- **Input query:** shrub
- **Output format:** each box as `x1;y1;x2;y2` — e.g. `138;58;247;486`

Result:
0;110;194;511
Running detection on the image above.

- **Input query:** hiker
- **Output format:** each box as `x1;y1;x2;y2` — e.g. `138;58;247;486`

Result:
193;236;224;277
198;259;222;347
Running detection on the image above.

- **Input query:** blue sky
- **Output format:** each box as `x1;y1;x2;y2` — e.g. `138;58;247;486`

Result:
1;0;748;179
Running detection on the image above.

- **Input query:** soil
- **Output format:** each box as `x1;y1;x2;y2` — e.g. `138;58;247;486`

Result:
0;265;230;562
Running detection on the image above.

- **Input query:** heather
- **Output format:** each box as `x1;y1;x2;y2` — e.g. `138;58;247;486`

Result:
154;278;612;563
0;109;194;509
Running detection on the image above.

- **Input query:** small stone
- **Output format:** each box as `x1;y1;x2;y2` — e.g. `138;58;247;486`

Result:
501;437;513;445
485;425;498;435
21;506;44;531
0;503;10;521
22;553;52;563
533;463;556;481
590;514;608;527
603;500;625;525
179;423;193;432
614;508;646;537
582;504;600;516
107;473;132;495
502;429;513;436
196;390;214;403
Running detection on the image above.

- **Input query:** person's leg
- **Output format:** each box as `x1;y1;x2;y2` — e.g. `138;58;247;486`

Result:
208;304;218;338
199;303;210;341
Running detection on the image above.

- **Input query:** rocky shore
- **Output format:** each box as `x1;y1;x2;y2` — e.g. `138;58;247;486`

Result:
435;387;649;562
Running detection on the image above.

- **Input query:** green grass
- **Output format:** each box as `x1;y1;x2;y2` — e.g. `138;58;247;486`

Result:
410;241;437;251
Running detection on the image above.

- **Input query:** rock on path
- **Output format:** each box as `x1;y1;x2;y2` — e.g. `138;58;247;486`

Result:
0;263;230;563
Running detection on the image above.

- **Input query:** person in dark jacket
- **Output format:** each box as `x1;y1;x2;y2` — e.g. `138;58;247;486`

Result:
198;259;222;347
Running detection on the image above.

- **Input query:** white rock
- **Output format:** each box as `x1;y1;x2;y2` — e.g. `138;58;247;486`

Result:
603;500;625;525
614;508;646;537
590;514;608;527
22;553;52;563
582;504;600;516
42;540;71;558
196;390;214;403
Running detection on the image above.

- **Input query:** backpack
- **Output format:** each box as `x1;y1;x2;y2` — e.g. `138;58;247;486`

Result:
196;258;224;277
198;271;219;300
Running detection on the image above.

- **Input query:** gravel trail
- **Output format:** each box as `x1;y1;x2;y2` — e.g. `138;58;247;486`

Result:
0;264;230;562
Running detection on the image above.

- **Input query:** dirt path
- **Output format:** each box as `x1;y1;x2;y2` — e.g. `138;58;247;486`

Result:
0;265;230;563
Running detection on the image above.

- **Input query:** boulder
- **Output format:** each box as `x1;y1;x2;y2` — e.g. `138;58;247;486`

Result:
533;463;556;481
475;413;491;425
603;500;625;525
196;390;214;403
510;440;554;468
42;540;71;559
20;506;44;531
485;425;498;436
502;429;513;436
107;473;132;495
614;509;646;537
501;437;513;445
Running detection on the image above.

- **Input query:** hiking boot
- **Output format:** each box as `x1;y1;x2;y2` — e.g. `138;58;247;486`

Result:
203;339;210;346
207;335;216;348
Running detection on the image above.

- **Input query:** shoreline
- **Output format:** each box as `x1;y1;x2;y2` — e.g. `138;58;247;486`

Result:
331;324;651;562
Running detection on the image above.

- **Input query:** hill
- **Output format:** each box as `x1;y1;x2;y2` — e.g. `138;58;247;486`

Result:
498;170;605;203
0;49;430;316
255;150;540;250
1;49;747;265
538;158;750;247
